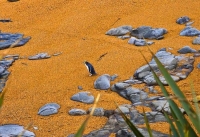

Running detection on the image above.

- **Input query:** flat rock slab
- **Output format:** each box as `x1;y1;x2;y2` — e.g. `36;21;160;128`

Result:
0;32;31;50
28;52;51;60
134;48;194;85
130;26;167;39
38;103;60;116
0;124;35;136
105;25;133;36
0;59;16;92
71;91;94;104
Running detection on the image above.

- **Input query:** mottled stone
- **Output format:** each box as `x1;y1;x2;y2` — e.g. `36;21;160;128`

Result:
71;91;94;104
105;25;133;36
38;103;60;116
134;49;194;85
28;52;51;60
180;26;200;36
176;16;190;24
94;74;110;90
178;46;197;54
0;32;31;50
0;124;35;136
88;107;105;116
68;108;87;116
192;37;200;45
130;26;167;39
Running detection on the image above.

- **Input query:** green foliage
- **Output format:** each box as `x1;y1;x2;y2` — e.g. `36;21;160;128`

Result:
116;102;145;137
74;94;101;137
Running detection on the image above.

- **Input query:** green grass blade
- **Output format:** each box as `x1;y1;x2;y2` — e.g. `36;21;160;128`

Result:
75;116;90;137
190;81;200;121
170;107;184;137
163;110;180;137
75;94;100;137
115;102;145;137
148;49;200;133
142;108;153;137
140;51;198;136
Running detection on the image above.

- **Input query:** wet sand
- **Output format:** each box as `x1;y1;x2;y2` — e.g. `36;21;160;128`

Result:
0;0;200;136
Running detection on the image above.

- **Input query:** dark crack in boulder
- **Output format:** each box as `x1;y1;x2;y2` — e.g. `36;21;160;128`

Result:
134;49;194;85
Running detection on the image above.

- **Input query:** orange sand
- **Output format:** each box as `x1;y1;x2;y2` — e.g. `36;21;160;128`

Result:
0;0;200;136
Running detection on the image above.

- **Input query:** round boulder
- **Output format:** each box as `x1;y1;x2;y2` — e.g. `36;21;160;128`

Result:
94;74;111;90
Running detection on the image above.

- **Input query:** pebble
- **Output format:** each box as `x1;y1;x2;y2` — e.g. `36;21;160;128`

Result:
68;108;87;116
110;74;118;81
128;37;147;46
38;103;60;116
71;91;94;104
88;107;104;116
176;16;190;24
186;21;194;26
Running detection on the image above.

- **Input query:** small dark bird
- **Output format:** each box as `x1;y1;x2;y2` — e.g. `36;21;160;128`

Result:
84;61;96;76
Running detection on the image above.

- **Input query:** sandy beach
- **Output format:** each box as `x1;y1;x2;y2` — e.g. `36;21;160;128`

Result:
1;0;200;136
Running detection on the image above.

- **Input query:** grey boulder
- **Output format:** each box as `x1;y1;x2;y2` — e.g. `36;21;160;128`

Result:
177;46;197;54
38;103;60;116
94;74;111;90
192;37;200;45
71;91;94;104
180;26;200;36
105;25;133;36
130;26;167;39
